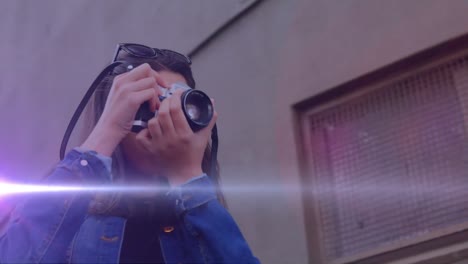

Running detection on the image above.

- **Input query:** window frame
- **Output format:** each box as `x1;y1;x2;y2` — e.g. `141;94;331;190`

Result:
294;34;468;264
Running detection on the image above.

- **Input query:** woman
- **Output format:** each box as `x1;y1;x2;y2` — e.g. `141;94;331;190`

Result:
0;44;260;263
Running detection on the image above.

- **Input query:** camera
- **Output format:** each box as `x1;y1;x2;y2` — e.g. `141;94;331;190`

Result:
132;82;214;133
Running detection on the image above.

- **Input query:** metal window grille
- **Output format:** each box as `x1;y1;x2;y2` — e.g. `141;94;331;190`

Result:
304;54;468;263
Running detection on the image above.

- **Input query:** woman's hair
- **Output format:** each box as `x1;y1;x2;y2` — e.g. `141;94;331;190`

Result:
81;51;226;217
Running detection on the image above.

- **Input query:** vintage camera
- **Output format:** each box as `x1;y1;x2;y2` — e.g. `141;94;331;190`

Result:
132;82;214;133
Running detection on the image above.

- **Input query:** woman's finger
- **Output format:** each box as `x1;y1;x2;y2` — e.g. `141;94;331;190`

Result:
135;128;154;153
169;90;192;135
120;77;157;92
120;76;159;112
147;117;162;140
153;70;169;88
131;89;156;109
149;95;160;113
118;63;153;83
157;96;176;136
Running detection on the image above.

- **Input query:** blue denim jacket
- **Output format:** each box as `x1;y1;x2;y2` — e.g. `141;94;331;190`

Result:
0;149;260;263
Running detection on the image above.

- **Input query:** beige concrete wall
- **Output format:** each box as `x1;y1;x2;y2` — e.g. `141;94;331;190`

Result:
192;0;308;263
192;0;468;263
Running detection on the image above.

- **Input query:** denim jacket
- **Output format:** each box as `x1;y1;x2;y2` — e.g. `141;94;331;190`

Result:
0;149;260;263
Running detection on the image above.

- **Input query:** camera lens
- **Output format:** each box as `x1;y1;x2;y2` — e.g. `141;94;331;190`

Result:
185;104;201;121
182;90;213;131
131;87;213;133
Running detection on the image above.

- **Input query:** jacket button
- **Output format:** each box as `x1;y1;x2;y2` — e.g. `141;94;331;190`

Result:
163;226;175;233
80;159;89;166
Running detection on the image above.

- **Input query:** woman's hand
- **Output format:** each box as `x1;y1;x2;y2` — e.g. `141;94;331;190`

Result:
81;63;167;156
136;89;217;186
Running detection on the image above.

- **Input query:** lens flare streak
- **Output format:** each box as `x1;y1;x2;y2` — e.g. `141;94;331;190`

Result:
0;182;304;196
0;181;456;197
0;182;167;196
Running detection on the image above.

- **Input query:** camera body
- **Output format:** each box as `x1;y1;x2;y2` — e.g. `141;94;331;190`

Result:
158;82;191;100
132;81;213;133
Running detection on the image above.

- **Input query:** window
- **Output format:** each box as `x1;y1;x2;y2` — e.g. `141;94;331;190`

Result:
297;36;468;264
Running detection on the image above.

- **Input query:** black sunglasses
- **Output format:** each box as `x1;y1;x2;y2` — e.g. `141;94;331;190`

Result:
112;43;192;65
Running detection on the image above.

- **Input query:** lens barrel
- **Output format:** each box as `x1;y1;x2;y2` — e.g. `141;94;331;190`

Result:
131;90;213;133
182;89;213;132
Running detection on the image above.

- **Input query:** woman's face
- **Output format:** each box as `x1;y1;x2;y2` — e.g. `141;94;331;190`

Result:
120;70;187;177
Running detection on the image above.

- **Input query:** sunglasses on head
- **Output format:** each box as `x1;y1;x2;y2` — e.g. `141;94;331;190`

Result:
112;43;192;65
